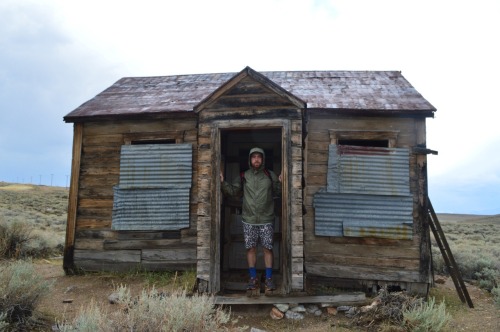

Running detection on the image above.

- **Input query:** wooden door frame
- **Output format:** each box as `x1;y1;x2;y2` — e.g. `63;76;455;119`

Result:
209;119;291;293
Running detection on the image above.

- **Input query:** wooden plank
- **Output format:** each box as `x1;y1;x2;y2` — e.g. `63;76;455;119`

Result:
74;238;104;250
142;248;196;261
64;123;83;272
79;176;119;189
305;263;421;282
215;293;367;305
74;249;140;263
210;95;296;109
83;118;197;136
76;208;112;220
78;198;113;209
307;255;420;269
75;217;111;230
141;262;196;271
116;231;181;240
306;242;419;257
306;140;329;151
306;151;328;164
103;239;188;250
75;262;142;272
306;174;326;186
79;166;120;176
75;229;117;239
83;134;123;146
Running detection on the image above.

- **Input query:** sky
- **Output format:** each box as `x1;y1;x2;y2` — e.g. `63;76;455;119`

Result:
1;0;499;215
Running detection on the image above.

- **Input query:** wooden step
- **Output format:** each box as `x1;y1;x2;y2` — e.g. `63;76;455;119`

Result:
215;292;367;305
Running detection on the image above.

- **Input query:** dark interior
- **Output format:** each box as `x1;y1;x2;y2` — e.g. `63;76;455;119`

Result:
220;128;282;293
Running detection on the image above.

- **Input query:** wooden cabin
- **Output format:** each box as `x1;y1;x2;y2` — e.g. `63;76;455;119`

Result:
63;66;436;295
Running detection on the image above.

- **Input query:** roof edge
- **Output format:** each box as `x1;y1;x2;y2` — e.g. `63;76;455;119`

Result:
63;110;196;123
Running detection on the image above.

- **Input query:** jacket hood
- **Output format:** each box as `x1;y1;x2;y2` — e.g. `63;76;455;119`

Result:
248;147;265;170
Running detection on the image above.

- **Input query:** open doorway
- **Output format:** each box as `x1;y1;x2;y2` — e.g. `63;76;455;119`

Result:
219;128;283;293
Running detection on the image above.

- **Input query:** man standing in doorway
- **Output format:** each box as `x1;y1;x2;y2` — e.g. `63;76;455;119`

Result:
220;147;282;292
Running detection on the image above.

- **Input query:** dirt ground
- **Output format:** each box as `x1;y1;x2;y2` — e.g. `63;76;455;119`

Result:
35;260;499;331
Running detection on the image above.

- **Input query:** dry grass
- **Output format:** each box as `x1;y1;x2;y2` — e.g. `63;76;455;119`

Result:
0;182;67;258
432;215;500;292
1;182;499;329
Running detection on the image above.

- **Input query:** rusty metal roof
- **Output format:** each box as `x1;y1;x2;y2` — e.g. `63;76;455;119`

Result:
64;68;436;122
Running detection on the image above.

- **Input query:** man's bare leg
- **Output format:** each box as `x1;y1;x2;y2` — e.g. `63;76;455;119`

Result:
247;247;257;267
263;247;273;269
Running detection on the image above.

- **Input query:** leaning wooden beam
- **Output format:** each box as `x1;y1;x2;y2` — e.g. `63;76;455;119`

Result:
214;293;366;305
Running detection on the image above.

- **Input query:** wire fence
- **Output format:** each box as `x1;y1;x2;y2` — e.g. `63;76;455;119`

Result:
2;174;70;188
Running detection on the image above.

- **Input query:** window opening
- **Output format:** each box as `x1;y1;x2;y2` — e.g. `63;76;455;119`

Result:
338;139;388;147
131;139;175;145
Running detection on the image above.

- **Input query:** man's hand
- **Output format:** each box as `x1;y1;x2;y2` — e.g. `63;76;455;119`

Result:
220;171;224;183
278;174;282;182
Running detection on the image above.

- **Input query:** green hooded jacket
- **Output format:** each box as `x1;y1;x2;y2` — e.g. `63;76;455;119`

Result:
222;147;281;225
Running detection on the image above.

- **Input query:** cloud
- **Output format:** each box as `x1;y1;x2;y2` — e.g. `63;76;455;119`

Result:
0;0;498;212
0;1;121;186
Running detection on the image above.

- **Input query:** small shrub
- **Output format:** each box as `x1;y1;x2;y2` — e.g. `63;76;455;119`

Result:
58;285;230;331
0;220;32;259
492;287;500;308
475;267;499;291
59;300;109;332
0;260;53;329
403;297;451;332
0;312;9;331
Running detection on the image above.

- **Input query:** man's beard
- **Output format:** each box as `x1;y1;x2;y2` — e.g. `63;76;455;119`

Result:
252;162;261;169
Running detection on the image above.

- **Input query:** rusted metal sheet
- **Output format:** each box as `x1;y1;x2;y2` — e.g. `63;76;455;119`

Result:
118;144;192;189
112;143;192;230
112;187;190;230
64;68;436;122
327;145;410;196
343;221;413;240
313;191;413;240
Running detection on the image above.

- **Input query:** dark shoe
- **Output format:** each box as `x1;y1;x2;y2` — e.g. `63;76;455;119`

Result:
265;278;276;291
247;277;258;290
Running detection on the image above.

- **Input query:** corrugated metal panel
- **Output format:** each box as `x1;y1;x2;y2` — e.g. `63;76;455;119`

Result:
313;190;343;236
112;143;192;231
343;221;413;240
313;191;413;240
119;144;192;188
112;187;190;230
327;145;410;196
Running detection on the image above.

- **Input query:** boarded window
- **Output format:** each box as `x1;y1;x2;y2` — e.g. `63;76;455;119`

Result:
313;145;413;240
112;143;192;231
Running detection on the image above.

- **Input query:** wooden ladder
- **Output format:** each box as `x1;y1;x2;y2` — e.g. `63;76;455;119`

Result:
427;197;474;308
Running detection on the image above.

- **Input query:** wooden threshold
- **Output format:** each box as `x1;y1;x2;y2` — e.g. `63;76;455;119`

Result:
215;292;367;305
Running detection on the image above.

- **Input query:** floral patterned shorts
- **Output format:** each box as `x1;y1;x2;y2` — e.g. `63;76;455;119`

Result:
243;223;274;250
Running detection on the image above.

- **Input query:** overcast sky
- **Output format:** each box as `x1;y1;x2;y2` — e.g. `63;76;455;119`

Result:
1;0;499;214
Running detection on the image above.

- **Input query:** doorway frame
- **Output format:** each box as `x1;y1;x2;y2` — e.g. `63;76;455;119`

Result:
209;119;292;294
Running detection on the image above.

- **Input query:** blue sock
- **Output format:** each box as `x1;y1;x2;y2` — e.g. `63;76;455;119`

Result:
266;268;272;279
249;267;257;279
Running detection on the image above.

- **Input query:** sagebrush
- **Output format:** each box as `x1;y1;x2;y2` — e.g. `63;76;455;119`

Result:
403;297;451;332
0;260;53;329
432;219;500;293
57;285;230;332
0;183;66;259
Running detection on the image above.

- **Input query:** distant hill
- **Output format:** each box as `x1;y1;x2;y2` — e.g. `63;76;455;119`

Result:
1;181;498;224
435;213;500;224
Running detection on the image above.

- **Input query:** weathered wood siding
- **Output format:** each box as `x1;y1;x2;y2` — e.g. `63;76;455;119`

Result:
195;76;305;293
304;113;430;291
69;117;198;272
